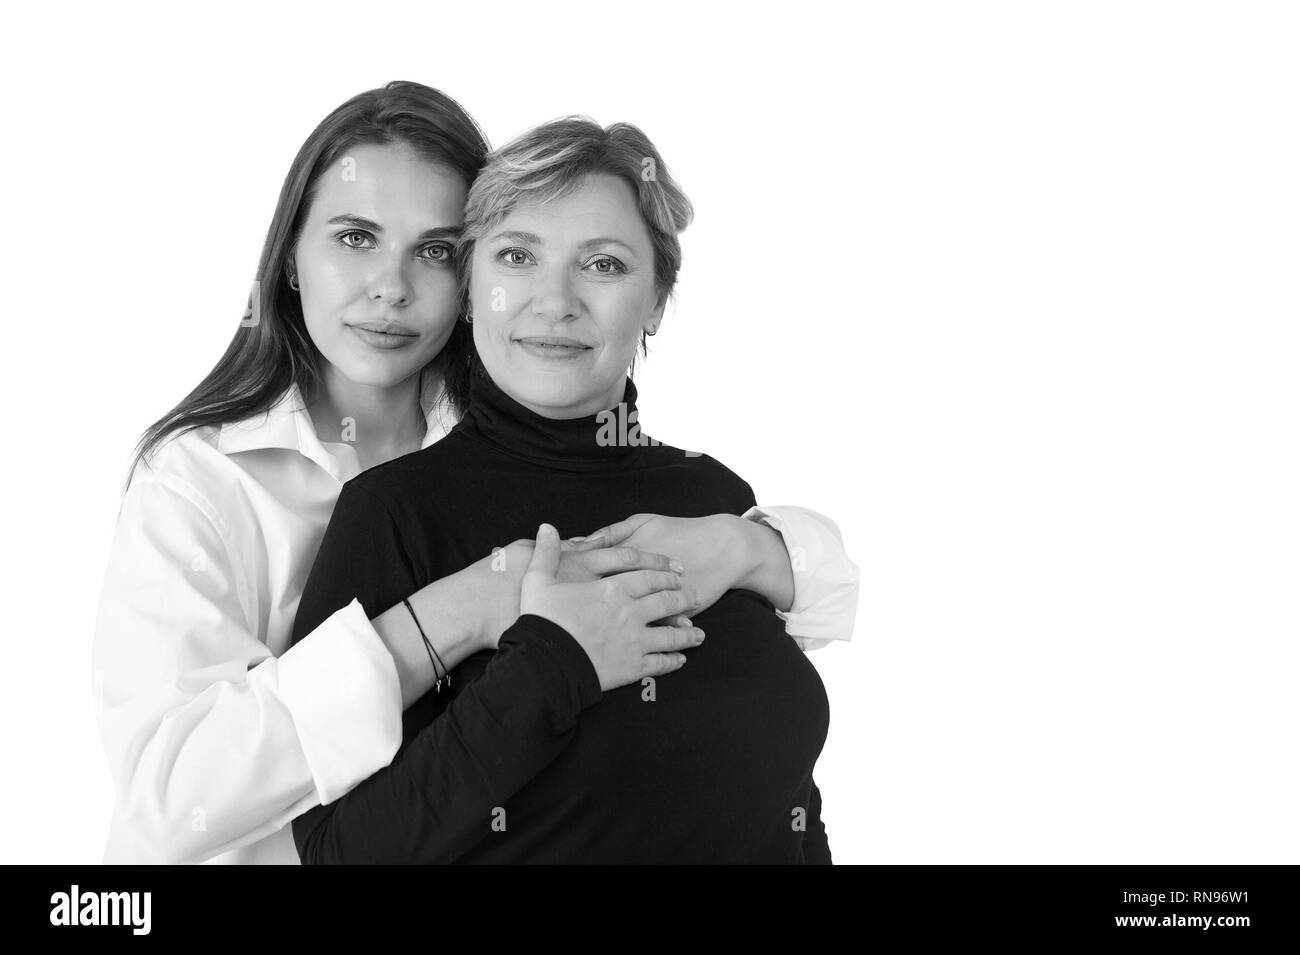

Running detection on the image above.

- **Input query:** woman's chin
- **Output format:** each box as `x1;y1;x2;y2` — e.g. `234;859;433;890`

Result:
487;353;627;418
332;354;422;390
505;379;601;417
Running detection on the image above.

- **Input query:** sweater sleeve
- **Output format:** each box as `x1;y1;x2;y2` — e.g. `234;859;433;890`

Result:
289;479;602;864
293;613;600;864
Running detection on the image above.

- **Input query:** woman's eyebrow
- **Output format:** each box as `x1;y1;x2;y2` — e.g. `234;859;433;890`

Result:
326;214;461;241
418;225;463;241
489;229;543;245
578;237;636;254
327;214;383;231
485;231;637;254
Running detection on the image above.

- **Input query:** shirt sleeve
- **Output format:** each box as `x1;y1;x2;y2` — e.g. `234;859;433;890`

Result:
289;481;602;864
742;504;861;651
91;473;403;864
800;778;832;865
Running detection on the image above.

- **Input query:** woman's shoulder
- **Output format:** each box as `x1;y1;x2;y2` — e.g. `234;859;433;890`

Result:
344;426;474;499
639;441;758;512
121;424;250;529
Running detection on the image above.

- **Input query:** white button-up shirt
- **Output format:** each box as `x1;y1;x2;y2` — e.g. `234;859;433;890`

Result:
91;384;860;865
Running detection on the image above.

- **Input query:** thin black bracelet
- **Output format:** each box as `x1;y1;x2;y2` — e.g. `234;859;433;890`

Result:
402;597;450;692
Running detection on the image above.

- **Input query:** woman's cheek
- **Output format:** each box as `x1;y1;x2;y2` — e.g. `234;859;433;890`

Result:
301;259;359;322
612;293;653;349
485;273;531;317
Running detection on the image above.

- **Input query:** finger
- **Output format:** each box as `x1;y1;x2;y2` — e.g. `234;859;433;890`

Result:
582;513;655;548
583;546;682;577
564;535;614;553
637;587;699;623
640;652;688;678
611;569;683;599
654;614;693;629
642;624;706;654
523;523;561;582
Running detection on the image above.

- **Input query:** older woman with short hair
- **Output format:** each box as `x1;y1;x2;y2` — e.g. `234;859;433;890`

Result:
290;116;844;864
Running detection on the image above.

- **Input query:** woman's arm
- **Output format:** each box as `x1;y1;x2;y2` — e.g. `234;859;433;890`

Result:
92;476;408;864
369;566;496;710
293;612;602;864
288;489;613;864
740;505;861;651
579;504;860;651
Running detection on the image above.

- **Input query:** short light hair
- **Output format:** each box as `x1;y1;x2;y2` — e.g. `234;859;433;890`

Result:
459;116;694;305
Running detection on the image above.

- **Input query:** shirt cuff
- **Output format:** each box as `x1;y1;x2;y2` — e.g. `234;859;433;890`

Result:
742;505;861;649
275;598;404;805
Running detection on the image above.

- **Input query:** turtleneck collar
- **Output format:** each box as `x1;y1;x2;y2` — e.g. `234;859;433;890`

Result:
456;364;645;471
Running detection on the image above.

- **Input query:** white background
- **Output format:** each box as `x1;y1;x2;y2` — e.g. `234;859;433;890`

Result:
1;0;1296;864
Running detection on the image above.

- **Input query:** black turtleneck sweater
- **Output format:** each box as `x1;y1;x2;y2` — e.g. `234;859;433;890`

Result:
289;367;831;864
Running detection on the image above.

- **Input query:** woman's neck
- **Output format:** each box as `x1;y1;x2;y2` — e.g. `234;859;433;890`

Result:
307;365;427;468
458;364;642;473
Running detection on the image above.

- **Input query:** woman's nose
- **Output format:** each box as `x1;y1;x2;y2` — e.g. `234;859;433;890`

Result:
530;268;579;322
367;253;413;307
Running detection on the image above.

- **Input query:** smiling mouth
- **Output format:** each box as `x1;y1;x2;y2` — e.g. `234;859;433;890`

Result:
514;337;591;352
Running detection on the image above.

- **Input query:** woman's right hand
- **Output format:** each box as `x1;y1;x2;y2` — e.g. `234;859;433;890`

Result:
519;524;705;691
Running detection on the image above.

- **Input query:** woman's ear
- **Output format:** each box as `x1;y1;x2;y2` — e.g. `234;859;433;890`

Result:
644;296;667;337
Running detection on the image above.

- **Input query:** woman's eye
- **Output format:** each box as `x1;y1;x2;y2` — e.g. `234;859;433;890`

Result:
338;230;375;250
498;248;534;267
419;243;452;264
585;255;627;275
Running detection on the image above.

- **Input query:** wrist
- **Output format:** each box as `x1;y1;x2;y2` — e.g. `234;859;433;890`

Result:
468;544;525;650
733;515;796;612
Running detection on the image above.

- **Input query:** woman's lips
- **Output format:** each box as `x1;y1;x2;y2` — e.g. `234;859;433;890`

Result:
348;325;418;350
514;338;592;360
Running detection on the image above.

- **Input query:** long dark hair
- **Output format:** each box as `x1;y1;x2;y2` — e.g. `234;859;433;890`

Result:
125;81;489;491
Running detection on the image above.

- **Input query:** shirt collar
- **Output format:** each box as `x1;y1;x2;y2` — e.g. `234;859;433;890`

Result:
216;379;452;479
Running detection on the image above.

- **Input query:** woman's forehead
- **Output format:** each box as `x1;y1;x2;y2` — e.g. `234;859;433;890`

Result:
311;143;467;227
489;174;648;247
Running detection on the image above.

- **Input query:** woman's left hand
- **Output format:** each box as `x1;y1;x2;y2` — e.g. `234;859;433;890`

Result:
568;514;754;617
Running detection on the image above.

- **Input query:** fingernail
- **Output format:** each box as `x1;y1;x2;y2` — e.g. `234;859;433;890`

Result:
568;535;588;543
539;523;556;538
669;559;685;574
